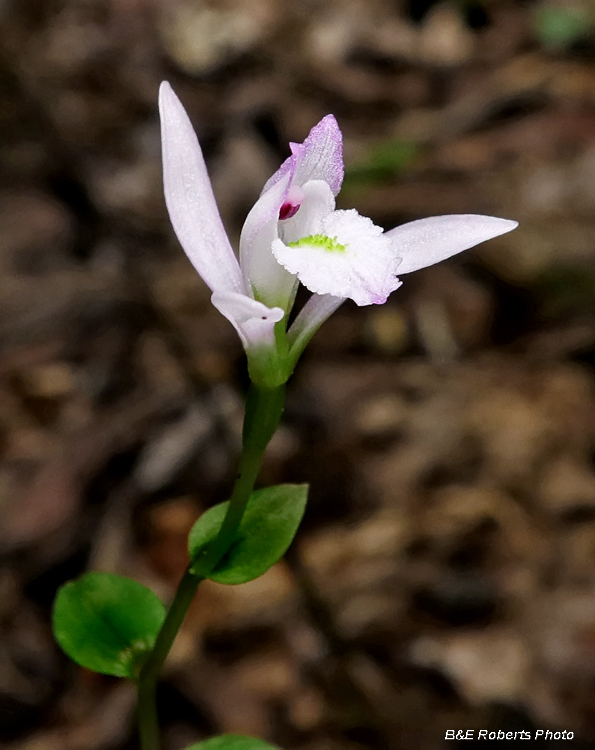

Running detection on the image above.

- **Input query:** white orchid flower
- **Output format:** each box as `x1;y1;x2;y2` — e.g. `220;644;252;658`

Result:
159;81;517;386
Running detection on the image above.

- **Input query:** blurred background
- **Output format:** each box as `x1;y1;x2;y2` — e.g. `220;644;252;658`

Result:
1;0;595;748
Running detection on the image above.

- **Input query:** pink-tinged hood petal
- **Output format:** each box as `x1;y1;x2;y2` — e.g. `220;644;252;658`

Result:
238;116;344;308
211;291;284;352
262;115;344;197
159;82;244;295
385;214;518;274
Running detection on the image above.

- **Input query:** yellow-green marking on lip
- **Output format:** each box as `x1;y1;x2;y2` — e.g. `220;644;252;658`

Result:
288;234;347;253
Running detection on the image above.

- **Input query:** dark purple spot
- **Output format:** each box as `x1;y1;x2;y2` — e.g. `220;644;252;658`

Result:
279;202;300;220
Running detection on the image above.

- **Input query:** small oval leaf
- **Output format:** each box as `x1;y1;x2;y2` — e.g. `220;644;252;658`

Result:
53;572;166;678
185;735;279;750
189;484;308;584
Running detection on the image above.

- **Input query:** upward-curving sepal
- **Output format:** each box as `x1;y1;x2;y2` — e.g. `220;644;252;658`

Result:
159;82;244;295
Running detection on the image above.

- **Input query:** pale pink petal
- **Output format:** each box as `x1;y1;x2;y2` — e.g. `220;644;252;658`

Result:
287;293;345;361
159;82;244;294
211;291;284;352
385;214;518;274
293;115;344;194
279;180;335;245
260;142;302;196
262;115;344;196
239;171;296;308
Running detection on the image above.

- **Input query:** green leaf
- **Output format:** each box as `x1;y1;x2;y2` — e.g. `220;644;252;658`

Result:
53;572;166;678
188;484;308;584
185;735;279;750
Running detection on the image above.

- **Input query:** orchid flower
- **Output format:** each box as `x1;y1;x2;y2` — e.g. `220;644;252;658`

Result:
159;81;517;387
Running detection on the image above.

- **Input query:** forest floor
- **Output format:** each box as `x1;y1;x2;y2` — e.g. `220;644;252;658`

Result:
2;1;595;748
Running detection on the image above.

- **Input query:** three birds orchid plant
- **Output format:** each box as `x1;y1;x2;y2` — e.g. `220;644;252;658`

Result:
52;82;517;750
159;82;516;388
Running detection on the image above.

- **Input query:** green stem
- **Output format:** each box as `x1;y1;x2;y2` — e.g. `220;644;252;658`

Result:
137;678;158;750
136;383;285;750
196;384;285;575
137;569;202;750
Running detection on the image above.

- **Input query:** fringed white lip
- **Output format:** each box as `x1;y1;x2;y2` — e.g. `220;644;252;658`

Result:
271;180;401;306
